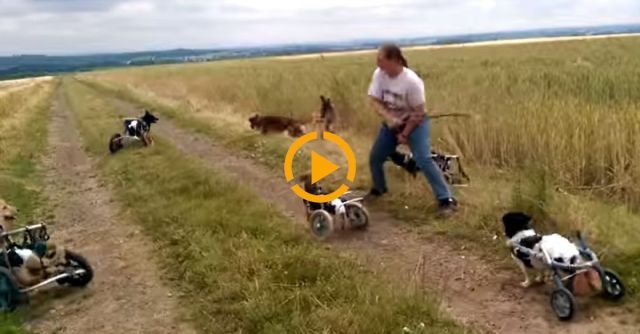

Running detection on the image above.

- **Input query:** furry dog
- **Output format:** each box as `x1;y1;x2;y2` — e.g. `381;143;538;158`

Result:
248;114;305;137
124;109;159;146
311;95;336;134
501;212;602;291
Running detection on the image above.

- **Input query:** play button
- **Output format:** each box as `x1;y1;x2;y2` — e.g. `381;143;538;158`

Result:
311;151;339;184
284;131;357;203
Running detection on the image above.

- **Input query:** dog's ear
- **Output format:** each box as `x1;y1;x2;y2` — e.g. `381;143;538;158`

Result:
502;211;532;238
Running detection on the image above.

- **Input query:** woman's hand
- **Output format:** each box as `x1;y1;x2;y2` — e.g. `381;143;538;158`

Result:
397;132;408;144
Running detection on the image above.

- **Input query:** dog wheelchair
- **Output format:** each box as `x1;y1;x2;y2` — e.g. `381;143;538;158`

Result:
511;231;625;321
0;223;93;312
303;191;370;240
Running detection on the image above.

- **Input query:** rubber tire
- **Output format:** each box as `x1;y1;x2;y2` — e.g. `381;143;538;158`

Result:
345;203;369;230
551;287;576;321
0;267;21;313
109;133;123;154
600;268;625;301
309;210;334;240
56;250;93;287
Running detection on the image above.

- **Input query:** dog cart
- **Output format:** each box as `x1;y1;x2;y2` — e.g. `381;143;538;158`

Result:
0;223;93;312
513;231;625;321
304;191;370;240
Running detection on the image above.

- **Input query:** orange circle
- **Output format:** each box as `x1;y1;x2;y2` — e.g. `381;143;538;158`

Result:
283;131;356;203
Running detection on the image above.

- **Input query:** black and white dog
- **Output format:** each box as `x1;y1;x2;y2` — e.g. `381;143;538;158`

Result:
124;110;159;145
501;212;582;288
388;149;470;185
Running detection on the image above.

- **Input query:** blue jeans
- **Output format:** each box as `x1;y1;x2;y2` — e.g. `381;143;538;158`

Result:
369;119;452;200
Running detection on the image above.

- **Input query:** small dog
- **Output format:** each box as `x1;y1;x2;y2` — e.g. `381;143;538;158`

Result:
124;109;159;146
312;95;336;134
299;174;347;217
388;149;470;184
0;199;67;287
248;114;305;137
502;212;586;288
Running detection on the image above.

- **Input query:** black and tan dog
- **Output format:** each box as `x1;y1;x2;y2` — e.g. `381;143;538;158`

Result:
248;114;305;137
311;95;336;134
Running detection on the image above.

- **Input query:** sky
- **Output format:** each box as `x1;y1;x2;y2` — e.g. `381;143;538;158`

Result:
0;0;638;56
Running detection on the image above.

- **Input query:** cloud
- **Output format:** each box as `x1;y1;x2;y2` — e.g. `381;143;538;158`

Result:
0;0;638;55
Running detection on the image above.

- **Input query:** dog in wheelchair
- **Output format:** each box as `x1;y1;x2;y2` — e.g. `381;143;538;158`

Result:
109;109;159;153
388;148;470;186
0;199;67;288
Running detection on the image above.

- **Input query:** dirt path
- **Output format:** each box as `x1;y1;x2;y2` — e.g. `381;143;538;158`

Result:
25;87;197;334
108;97;636;334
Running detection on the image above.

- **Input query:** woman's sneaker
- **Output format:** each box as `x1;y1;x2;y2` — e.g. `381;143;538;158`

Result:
437;198;458;218
364;188;386;202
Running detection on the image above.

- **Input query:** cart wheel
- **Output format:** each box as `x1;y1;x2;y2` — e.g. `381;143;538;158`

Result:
0;268;21;313
56;250;93;287
109;133;124;153
599;268;625;301
309;210;334;240
550;287;576;321
345;203;369;230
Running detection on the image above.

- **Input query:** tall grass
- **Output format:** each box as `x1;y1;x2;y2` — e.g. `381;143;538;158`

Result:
81;36;640;207
64;78;469;333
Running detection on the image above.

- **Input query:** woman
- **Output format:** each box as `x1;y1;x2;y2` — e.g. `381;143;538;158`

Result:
366;43;458;217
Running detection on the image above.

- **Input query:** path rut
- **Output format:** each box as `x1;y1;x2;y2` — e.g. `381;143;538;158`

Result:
26;87;197;334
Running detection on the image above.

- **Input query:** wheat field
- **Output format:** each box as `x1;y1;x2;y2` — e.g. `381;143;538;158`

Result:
83;35;640;207
79;35;640;295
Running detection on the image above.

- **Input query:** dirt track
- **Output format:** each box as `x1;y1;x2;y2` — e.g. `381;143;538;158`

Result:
107;95;637;334
26;87;196;334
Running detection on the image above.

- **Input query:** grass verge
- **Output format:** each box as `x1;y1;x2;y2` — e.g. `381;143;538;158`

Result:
0;79;56;333
63;77;470;333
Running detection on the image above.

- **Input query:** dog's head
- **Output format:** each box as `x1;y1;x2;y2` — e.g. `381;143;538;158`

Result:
141;110;159;125
0;198;18;232
501;211;533;239
248;114;261;129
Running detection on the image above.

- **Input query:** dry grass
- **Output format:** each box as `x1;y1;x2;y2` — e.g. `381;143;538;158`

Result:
78;36;640;298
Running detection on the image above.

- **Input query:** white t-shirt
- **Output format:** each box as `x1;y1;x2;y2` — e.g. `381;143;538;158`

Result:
367;67;426;120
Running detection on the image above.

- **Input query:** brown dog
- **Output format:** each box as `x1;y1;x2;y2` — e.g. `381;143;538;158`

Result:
248;114;305;137
0;198;18;232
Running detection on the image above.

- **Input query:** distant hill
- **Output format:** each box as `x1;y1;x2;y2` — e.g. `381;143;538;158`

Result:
1;23;639;80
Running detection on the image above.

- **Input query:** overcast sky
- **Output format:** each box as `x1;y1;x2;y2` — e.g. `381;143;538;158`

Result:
0;0;638;56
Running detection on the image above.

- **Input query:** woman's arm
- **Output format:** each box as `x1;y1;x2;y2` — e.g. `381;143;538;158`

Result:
369;96;401;127
397;103;425;143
